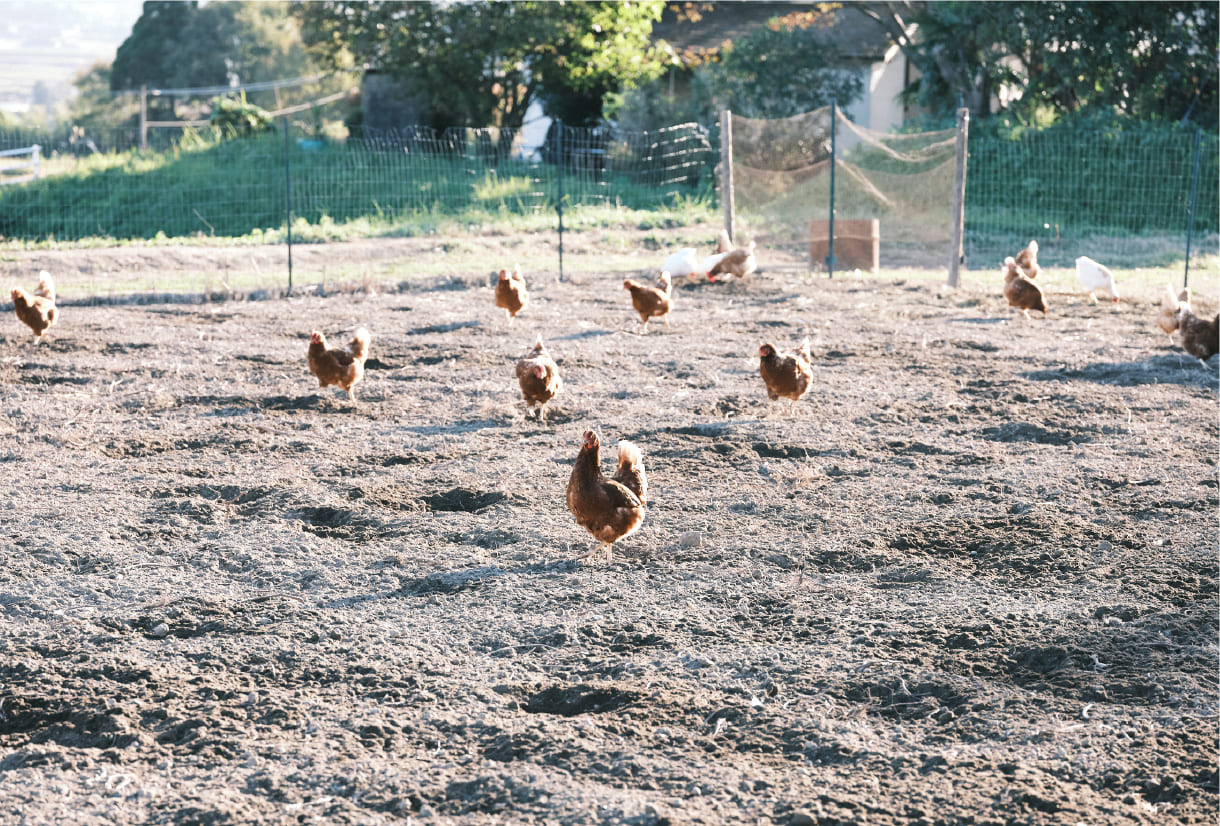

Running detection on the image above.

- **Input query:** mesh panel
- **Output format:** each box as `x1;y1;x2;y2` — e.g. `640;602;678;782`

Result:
0;122;714;248
730;107;957;269
966;129;1219;269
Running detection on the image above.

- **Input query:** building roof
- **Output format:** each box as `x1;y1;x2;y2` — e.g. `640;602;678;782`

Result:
651;2;899;64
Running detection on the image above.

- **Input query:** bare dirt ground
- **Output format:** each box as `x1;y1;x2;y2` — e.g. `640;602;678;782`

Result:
1;233;1217;826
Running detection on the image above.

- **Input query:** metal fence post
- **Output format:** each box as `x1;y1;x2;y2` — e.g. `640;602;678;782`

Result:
556;119;565;283
720;109;735;245
139;86;148;151
948;107;970;288
282;116;293;295
826;101;836;279
1183;128;1202;289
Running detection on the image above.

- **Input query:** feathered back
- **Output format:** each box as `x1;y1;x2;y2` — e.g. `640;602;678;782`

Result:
714;229;733;254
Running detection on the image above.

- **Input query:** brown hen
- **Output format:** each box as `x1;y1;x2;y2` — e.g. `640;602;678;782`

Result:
34;271;55;303
494;264;528;323
11;285;57;344
1157;286;1190;341
1178;307;1219;364
759;338;813;414
1002;256;1047;321
515;336;562;421
623;271;672;331
308;328;371;402
708;240;757;282
1013;239;1041;280
567;430;647;561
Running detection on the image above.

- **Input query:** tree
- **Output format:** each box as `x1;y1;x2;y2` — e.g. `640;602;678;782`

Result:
856;1;1219;127
612;9;863;130
696;15;864;119
111;2;333;118
292;1;668;129
112;2;204;92
68;62;140;137
855;2;1011;120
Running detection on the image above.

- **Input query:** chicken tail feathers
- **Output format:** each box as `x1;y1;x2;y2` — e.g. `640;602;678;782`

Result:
35;272;55;303
798;337;812;363
347;328;371;361
615;441;647;504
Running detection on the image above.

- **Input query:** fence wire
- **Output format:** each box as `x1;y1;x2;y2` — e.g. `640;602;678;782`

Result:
0;122;715;247
0;114;1215;294
966;127;1219;270
730;107;959;269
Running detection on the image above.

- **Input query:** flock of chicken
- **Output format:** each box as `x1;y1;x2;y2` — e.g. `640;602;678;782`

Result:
488;230;773;559
999;238;1218;363
9;233;1218;559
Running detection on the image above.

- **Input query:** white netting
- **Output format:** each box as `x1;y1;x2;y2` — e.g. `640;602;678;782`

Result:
731;107;957;270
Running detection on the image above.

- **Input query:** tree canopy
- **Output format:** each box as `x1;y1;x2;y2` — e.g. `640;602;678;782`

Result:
612;9;862;132
858;1;1219;128
112;2;325;94
291;1;668;129
697;15;863;120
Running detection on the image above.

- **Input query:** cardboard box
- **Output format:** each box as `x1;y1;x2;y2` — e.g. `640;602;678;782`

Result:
810;219;879;272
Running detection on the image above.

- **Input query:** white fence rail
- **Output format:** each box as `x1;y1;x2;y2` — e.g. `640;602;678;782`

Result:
0;144;40;185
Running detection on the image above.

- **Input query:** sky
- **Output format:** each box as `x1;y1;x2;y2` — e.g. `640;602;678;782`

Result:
0;0;144;113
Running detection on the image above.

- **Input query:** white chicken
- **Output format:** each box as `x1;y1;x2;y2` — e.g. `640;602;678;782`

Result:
1075;256;1119;303
660;248;700;280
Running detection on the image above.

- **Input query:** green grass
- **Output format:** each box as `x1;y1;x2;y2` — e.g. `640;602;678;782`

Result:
0;130;716;246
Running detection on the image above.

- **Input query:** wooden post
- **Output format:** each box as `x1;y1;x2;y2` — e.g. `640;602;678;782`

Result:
948;107;969;288
720;109;735;245
827;101;837;279
139;86;148;151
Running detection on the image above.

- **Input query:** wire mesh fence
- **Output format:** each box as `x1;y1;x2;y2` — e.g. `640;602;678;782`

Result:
0;110;1214;297
966;127;1218;270
729;106;959;270
728;106;1217;274
0;121;715;247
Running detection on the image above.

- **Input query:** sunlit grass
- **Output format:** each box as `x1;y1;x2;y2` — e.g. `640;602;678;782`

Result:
0;130;716;244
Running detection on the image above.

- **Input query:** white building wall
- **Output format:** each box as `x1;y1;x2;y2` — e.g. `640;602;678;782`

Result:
868;48;908;133
841;48;907;134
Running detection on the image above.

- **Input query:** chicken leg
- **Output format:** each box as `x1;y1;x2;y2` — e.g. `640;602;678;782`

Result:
576;542;615;562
